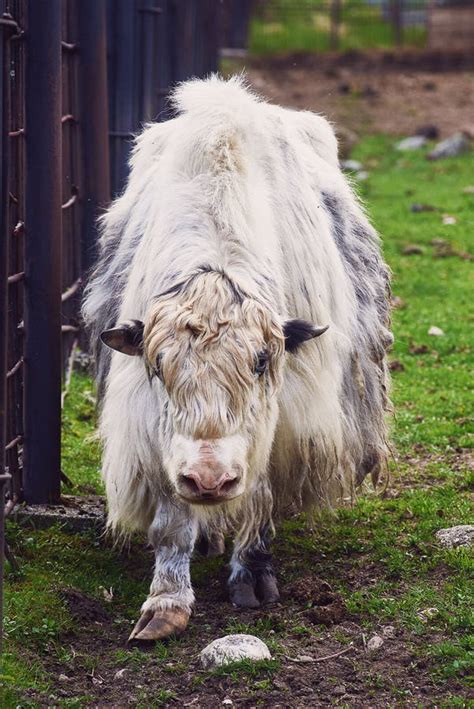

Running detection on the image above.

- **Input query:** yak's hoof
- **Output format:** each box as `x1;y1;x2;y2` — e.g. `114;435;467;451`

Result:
229;580;260;609
256;573;280;604
229;573;280;609
128;606;190;643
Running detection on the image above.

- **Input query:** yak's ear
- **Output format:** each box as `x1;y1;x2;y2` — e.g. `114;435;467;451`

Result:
100;320;144;356
283;319;329;353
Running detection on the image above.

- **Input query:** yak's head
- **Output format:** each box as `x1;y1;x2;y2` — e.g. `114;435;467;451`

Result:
101;271;328;507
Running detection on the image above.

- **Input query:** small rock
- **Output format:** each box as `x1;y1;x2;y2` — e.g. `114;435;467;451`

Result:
338;82;351;95
114;668;127;680
462;185;474;194
355;170;369;181
402;244;424;255
295;654;314;662
222;699;233;706
58;674;70;682
435;525;474;549
362;85;378;99
422;81;437;91
200;634;271;669
333;684;347;696
381;625;396;638
341;159;363;172
417;607;439;622
411;203;437;212
433;242;457;258
409;343;430;355
367;634;384;652
442;214;457;225
428;326;444;337
396;135;427;151
427;132;471;160
415;124;439;140
391;295;406;309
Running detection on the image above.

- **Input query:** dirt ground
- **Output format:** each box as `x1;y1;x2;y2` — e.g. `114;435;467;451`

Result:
245;50;474;139
23;522;467;708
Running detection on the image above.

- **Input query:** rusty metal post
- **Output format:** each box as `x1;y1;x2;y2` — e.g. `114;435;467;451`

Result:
1;2;15;653
391;0;403;48
23;0;62;504
0;7;12;477
77;0;110;275
330;0;342;51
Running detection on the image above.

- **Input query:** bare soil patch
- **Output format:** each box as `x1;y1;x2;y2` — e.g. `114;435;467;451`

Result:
23;557;468;707
246;49;474;137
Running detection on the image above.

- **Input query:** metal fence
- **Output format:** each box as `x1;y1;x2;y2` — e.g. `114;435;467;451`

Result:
247;0;474;54
0;0;220;517
107;0;220;195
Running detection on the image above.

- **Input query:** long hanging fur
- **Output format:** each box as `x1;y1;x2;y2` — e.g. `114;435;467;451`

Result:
82;75;392;535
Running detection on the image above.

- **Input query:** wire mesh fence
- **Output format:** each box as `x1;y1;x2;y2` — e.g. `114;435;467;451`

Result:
246;1;474;54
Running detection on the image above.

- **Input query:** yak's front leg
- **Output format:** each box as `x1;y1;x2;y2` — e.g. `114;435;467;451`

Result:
129;502;198;642
229;523;280;609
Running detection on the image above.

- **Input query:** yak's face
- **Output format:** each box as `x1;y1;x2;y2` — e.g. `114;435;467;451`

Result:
101;271;328;507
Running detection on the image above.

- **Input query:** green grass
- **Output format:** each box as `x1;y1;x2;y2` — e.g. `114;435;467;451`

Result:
3;137;473;706
249;0;426;55
61;369;102;493
352;136;473;454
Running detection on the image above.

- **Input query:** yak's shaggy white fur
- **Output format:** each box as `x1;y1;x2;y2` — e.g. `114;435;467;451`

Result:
83;75;392;619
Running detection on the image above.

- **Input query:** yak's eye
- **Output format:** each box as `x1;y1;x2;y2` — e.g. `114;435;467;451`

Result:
255;351;268;376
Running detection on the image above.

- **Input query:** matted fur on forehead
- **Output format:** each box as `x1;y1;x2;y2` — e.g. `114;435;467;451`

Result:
143;272;284;438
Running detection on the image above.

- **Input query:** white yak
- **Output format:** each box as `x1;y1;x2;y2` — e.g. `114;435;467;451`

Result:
83;76;392;641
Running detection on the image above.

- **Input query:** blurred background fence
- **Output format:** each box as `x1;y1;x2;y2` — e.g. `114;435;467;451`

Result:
242;1;474;55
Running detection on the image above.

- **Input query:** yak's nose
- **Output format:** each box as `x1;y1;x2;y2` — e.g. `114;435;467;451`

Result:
179;467;240;502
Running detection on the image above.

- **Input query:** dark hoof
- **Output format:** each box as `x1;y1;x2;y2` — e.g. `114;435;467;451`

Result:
256;573;280;605
229;581;260;609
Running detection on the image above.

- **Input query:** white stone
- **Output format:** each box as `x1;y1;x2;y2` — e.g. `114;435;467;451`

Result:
442;214;457;225
367;634;384;652
428;326;444;337
436;525;474;549
356;171;369;181
396;136;427;151
381;625;396;638
341;159;363;172
428;132;470;160
199;634;271;669
417;607;439;622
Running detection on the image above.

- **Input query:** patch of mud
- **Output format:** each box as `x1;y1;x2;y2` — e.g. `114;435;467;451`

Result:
287;577;347;626
60;587;110;624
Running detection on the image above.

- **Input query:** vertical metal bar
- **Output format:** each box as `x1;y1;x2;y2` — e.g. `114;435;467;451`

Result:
77;0;110;274
23;0;62;504
0;5;11;482
108;0;137;196
1;6;13;650
330;0;341;51
391;0;403;47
